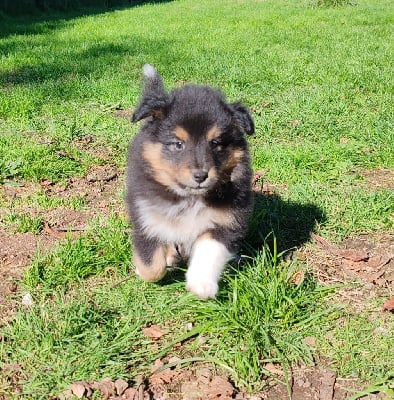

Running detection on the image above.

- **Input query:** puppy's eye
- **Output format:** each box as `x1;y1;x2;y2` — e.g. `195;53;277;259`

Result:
174;141;184;150
210;139;221;149
168;141;185;151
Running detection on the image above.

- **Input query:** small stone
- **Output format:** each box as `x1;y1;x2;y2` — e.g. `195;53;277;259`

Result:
124;387;138;399
21;293;33;307
114;378;129;395
70;382;86;398
186;322;193;331
304;336;317;347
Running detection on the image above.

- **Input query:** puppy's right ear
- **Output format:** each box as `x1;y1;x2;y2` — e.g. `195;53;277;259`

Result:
132;64;170;122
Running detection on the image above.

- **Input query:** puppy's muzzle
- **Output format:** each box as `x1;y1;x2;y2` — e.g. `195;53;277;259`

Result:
192;170;209;184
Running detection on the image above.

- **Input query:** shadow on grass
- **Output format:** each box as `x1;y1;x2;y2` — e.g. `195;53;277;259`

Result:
0;1;174;38
158;192;325;287
245;191;325;256
0;1;177;86
0;39;173;86
0;34;177;110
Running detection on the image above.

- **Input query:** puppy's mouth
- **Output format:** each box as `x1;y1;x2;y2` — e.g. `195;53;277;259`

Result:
175;182;211;196
170;169;218;197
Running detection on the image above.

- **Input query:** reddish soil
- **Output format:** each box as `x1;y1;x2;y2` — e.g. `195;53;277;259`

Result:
1;166;393;400
64;362;389;400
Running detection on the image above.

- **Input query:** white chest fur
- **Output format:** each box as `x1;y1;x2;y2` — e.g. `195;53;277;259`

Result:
135;196;233;250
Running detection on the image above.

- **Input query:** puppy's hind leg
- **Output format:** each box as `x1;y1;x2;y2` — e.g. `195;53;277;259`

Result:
186;233;233;299
132;234;167;282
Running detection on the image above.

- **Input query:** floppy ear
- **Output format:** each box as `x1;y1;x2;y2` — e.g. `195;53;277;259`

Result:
132;64;170;122
229;102;255;135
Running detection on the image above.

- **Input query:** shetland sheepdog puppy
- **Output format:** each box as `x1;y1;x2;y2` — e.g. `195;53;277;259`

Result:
126;65;254;299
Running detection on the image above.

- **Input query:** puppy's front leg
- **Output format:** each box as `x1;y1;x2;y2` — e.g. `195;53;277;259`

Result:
186;233;233;299
133;233;167;282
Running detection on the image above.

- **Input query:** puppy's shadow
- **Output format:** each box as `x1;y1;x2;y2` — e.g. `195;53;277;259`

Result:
159;191;325;289
244;190;326;258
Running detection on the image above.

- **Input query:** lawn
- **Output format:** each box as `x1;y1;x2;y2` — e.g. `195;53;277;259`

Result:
0;0;393;398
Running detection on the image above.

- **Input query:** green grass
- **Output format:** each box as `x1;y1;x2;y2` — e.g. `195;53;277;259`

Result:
26;215;131;287
0;0;393;398
0;131;87;183
312;0;355;6
310;295;394;398
2;212;44;234
1;217;332;395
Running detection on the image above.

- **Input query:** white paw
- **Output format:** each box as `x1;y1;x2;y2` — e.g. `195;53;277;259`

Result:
186;277;218;299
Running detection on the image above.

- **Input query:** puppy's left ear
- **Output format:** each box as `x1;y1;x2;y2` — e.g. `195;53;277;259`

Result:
229;102;255;135
132;64;170;123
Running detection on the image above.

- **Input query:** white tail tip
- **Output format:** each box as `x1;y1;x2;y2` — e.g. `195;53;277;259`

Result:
143;64;157;79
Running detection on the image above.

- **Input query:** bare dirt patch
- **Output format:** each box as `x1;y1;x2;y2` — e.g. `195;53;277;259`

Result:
359;168;394;191
66;364;238;400
0;168;125;327
264;365;388;400
48;166;125;217
300;232;394;322
0;229;56;326
306;233;394;290
64;364;390;400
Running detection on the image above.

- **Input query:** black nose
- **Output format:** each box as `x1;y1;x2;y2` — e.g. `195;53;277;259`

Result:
193;170;208;183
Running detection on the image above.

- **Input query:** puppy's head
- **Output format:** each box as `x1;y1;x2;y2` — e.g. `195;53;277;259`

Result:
133;65;254;197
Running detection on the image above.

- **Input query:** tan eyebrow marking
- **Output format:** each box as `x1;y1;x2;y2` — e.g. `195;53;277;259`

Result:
174;126;190;142
206;125;222;141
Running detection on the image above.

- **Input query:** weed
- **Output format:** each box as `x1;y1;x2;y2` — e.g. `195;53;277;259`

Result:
0;158;23;184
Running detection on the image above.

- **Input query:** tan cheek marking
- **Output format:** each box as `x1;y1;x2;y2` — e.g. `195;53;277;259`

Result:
177;165;194;184
222;148;244;174
142;142;178;188
208;166;217;179
174;126;190;142
133;246;167;282
206;126;222;141
142;142;164;168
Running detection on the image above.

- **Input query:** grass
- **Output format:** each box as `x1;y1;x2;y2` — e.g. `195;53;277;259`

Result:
312;0;355;6
0;0;393;398
26;216;131;287
2;219;333;395
3;212;44;234
191;250;335;387
310;295;394;398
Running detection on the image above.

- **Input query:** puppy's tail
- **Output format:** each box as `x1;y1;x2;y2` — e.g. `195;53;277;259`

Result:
132;64;169;122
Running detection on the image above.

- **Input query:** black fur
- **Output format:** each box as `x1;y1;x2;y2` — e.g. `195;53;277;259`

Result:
126;65;254;298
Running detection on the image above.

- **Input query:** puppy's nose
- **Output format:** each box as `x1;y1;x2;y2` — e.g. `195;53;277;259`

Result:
192;170;208;183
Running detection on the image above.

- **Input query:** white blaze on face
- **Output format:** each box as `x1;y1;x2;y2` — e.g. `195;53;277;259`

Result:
186;237;233;299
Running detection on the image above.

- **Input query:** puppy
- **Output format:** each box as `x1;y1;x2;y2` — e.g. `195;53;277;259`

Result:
126;65;254;299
